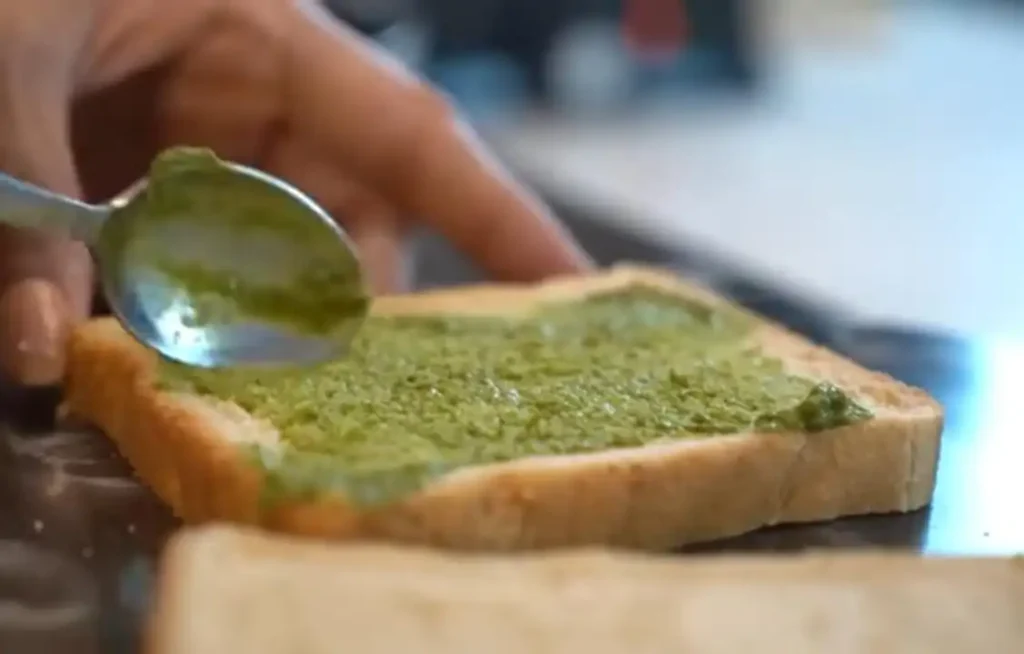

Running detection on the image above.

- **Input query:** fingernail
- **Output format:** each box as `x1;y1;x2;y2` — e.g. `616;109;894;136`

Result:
0;279;72;386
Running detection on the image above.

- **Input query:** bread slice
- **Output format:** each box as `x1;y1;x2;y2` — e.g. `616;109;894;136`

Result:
149;525;1024;654
63;265;943;550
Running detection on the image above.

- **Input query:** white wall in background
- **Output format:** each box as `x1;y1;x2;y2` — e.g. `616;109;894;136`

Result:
493;4;1024;336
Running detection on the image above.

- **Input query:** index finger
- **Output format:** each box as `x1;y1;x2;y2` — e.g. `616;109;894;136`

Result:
281;3;592;282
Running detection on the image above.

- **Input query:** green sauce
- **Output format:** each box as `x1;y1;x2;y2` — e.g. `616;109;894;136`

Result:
102;147;368;337
160;288;872;506
156;260;368;336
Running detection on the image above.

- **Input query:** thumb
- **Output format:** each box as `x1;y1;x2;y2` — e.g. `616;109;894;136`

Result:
0;275;85;387
0;58;94;386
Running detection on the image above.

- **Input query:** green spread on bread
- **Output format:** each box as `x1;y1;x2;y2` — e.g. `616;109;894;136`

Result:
158;287;872;506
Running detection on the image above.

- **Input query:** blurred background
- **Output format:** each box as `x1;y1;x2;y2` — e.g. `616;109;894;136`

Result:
326;0;1024;339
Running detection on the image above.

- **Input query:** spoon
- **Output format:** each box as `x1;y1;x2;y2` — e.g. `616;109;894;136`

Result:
0;147;369;369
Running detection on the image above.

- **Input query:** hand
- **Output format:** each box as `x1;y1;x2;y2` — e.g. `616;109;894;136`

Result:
0;0;591;385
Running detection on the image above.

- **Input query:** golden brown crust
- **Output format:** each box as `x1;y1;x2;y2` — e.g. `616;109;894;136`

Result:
64;264;943;550
147;525;1024;654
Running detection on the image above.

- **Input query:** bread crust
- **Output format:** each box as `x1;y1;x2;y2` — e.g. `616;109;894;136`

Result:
64;265;943;550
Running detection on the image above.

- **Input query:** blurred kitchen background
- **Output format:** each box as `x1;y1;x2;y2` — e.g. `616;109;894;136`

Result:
325;0;1024;339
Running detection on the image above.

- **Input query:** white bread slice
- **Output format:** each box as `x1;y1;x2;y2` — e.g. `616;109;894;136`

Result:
63;265;943;550
149;525;1024;654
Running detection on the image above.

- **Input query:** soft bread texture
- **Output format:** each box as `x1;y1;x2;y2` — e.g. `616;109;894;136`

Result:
64;265;943;550
150;525;1024;654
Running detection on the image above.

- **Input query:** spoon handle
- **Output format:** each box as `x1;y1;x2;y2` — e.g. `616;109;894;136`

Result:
0;171;107;243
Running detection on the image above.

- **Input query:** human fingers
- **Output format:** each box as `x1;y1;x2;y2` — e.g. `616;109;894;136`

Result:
262;134;410;295
0;254;91;387
0;41;94;385
280;2;592;283
347;217;409;295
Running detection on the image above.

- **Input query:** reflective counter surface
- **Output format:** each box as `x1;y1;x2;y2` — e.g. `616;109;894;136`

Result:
0;222;1021;653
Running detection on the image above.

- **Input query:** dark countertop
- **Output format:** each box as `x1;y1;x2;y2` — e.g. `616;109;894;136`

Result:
0;211;1021;653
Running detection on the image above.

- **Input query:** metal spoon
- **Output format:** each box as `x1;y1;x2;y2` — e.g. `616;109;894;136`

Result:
0;148;368;369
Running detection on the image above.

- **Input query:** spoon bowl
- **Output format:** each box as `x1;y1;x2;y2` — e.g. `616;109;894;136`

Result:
0;148;368;369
